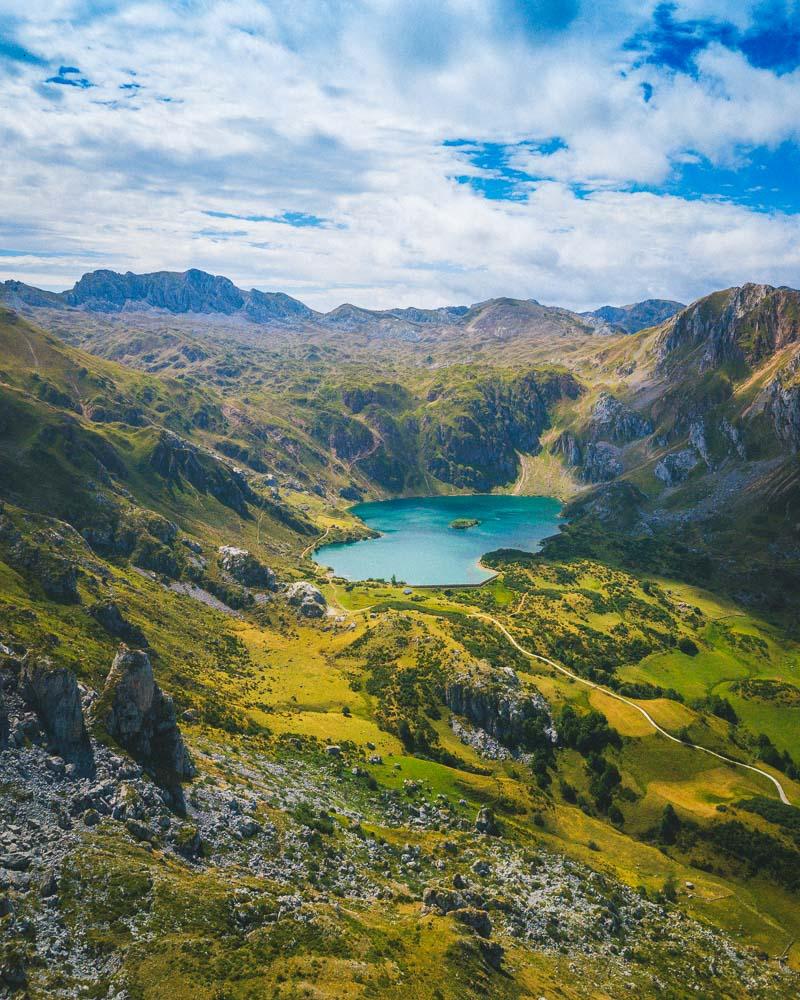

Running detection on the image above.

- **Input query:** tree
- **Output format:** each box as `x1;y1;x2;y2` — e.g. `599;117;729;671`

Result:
659;803;681;844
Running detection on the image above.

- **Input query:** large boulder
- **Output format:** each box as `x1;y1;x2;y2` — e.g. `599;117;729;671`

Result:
285;582;327;618
20;656;88;758
95;646;195;782
452;907;492;938
217;546;277;589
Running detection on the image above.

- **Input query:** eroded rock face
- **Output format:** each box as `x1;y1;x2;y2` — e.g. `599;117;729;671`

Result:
218;546;277;589
96;646;195;782
445;668;555;752
764;354;800;452
475;806;500;836
581;442;623;483
149;431;256;515
551;430;582;467
587;393;653;445
654;448;700;486
285;582;327;618
659;283;800;371
20;656;88;758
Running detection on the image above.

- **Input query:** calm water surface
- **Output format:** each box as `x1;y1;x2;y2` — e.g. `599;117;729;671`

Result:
314;494;562;586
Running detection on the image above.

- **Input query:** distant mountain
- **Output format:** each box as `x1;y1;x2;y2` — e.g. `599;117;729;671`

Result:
0;269;615;345
581;298;685;334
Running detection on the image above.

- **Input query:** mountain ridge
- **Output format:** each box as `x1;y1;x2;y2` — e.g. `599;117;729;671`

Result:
1;268;685;337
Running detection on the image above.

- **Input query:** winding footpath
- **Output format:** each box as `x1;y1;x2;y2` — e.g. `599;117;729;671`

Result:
302;524;332;560
322;568;791;804
475;612;791;805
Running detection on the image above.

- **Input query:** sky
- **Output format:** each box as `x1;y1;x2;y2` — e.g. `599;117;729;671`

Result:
1;1;800;311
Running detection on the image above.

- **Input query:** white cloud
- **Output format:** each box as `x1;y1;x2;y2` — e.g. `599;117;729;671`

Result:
0;0;798;310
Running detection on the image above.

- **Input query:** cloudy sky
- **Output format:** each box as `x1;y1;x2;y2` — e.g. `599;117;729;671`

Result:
1;1;800;310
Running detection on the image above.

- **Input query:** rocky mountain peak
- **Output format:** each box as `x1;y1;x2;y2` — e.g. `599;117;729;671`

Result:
658;282;800;371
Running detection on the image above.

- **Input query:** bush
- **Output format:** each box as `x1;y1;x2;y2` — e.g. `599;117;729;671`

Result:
558;706;622;755
678;637;699;656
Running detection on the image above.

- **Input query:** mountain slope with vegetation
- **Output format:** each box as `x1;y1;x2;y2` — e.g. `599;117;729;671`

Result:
0;278;799;998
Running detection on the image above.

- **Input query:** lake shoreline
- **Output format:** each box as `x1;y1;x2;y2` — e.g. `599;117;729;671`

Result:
314;494;562;587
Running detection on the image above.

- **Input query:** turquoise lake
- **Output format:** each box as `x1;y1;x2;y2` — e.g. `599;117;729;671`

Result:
313;494;562;586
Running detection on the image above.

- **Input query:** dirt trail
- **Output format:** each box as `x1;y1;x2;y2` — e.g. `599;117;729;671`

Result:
475;612;791;805
317;548;791;804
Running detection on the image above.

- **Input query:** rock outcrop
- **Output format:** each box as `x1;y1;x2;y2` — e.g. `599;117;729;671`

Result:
419;369;582;491
654;448;700;486
764;353;800;452
475;806;500;836
217;546;277;589
285;582;327;618
20;657;89;759
95;646;195;783
551;431;582;467
445;667;555;753
587;393;653;444
149;432;256;515
581;442;623;483
659;283;800;371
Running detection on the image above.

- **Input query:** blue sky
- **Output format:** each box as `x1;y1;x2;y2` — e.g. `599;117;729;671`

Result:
0;1;799;310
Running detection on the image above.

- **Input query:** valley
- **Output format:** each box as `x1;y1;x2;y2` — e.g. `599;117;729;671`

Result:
0;271;799;998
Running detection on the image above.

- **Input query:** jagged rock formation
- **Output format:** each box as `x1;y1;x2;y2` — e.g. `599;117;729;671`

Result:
659;283;800;371
60;268;317;325
580;442;624;483
6;540;79;603
95;646;195;783
419;370;582;490
548;394;650;484
20;656;89;759
475;806;500;836
655;449;700;486
217;546;277;589
551;430;582;467
764;353;800;452
285;582;327;618
444;667;555;752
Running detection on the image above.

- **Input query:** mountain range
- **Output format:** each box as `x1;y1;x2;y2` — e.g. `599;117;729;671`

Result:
1;268;684;339
0;267;799;998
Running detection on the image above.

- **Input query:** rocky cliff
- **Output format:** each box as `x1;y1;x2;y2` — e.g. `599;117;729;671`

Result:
420;370;581;490
444;666;555;753
659;284;800;371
